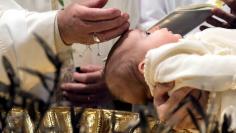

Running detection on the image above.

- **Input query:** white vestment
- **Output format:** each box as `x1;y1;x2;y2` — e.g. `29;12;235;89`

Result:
144;28;236;130
0;0;68;91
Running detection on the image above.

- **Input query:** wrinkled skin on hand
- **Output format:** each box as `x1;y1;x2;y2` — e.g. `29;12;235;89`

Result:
153;82;209;130
61;65;113;107
201;0;236;30
58;0;130;44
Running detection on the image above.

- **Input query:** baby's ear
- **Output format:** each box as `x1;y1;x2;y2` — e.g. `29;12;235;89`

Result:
138;60;145;74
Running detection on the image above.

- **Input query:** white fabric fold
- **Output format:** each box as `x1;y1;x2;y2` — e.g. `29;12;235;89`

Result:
145;28;236;95
144;28;236;129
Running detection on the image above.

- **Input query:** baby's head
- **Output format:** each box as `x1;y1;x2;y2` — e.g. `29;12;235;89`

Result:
104;28;181;104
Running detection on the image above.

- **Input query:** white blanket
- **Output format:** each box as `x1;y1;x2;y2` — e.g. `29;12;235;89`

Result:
144;28;236;130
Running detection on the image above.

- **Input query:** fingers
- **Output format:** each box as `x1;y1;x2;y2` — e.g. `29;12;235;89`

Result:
73;71;102;83
61;82;107;94
173;112;198;130
208;7;236;29
154;82;175;106
167;90;202;128
63;91;108;103
198;91;209;110
60;67;112;107
171;91;208;130
74;65;103;84
206;16;229;28
78;6;122;21
156;89;208;130
154;93;169;106
62;83;112;106
58;2;130;44
157;87;193;121
73;5;130;43
222;0;236;13
84;13;129;33
79;65;103;73
94;22;130;42
212;8;236;23
167;105;190;129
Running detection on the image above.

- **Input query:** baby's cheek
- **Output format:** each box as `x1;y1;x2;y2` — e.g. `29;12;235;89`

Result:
158;38;175;46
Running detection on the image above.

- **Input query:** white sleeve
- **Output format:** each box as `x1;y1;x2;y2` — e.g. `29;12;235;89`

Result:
0;1;70;90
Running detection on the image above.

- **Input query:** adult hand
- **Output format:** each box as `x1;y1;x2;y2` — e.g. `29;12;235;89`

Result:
201;0;236;30
61;65;113;107
153;82;209;130
57;0;130;44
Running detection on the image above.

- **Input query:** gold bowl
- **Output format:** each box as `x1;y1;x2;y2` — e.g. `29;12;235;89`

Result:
4;107;158;133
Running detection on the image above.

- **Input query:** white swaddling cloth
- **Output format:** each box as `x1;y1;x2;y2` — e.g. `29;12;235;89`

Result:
144;27;236;130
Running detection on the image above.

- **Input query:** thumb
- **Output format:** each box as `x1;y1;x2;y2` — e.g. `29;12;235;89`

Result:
79;0;108;8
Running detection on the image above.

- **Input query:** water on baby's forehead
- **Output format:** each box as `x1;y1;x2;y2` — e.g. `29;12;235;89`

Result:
207;0;224;7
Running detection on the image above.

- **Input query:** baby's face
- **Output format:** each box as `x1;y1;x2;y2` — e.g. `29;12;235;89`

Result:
118;28;181;51
145;28;181;47
105;28;181;104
